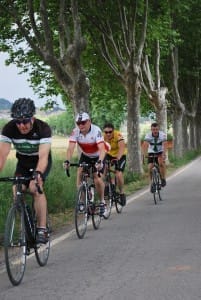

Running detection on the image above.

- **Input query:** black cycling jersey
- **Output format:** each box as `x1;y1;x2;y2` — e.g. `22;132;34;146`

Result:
0;118;52;170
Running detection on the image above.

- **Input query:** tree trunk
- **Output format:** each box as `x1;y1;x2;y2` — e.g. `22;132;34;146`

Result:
182;116;189;151
172;109;184;157
126;78;143;174
153;88;168;132
189;117;196;150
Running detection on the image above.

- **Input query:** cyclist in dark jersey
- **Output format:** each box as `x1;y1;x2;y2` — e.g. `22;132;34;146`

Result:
0;98;52;243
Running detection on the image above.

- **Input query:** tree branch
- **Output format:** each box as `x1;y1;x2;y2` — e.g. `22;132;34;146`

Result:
136;0;148;64
39;0;54;55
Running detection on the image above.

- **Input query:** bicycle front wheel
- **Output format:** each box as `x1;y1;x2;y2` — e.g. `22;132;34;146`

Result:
92;189;101;229
75;185;88;239
152;170;162;204
35;214;51;266
4;205;26;286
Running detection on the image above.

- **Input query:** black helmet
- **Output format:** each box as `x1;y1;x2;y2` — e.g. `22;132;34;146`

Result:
11;98;36;118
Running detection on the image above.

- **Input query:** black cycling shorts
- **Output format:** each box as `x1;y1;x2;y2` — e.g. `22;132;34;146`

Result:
147;152;163;164
14;155;52;187
79;153;104;173
104;154;126;172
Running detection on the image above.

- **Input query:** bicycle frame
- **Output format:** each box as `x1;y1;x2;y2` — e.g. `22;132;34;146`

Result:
68;162;101;239
149;154;162;204
104;159;123;215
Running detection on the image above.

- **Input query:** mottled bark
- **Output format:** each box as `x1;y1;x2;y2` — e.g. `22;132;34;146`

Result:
172;110;183;157
141;41;168;132
126;76;143;174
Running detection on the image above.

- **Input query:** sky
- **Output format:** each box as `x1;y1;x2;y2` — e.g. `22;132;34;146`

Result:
0;53;64;108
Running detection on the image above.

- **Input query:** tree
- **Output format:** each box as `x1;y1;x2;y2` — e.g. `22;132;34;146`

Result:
82;0;148;174
169;0;201;157
0;0;89;114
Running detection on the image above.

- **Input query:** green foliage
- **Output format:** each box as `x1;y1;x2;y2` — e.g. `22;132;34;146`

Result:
0;119;7;131
46;110;74;136
45;152;77;213
124;171;141;184
168;149;200;167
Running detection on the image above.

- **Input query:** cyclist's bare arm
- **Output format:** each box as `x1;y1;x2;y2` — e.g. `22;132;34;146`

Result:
142;141;149;158
162;141;167;160
97;142;106;162
36;143;51;174
0;142;11;171
117;139;125;160
66;141;76;162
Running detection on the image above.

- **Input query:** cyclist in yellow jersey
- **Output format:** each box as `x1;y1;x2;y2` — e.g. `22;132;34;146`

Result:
103;123;127;206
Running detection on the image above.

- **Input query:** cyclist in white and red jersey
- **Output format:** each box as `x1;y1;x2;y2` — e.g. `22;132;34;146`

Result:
0;98;52;244
64;112;107;217
143;122;167;192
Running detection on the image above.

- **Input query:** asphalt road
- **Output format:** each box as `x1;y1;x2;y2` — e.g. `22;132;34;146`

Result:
0;158;201;300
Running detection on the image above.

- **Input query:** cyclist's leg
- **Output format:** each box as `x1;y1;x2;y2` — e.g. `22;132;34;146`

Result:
158;154;166;186
115;155;126;206
93;172;106;216
148;155;155;192
30;158;51;243
147;154;153;183
93;157;106;216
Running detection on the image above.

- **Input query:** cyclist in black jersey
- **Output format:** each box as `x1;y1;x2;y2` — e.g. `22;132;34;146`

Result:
0;98;52;243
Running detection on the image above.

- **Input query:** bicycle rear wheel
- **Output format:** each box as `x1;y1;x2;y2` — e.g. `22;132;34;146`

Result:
4;205;26;286
75;185;88;239
35;214;51;266
115;192;123;214
92;190;101;229
103;184;112;219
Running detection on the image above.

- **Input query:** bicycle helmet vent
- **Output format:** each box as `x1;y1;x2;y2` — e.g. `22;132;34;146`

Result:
11;98;36;118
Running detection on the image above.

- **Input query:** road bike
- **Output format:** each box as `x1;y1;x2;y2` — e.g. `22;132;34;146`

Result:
1;174;51;286
66;162;102;239
149;154;163;204
103;159;123;219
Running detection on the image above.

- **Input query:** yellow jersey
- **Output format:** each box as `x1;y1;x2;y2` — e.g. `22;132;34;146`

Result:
104;130;127;157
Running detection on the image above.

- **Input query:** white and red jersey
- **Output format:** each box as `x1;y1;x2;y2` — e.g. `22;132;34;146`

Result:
69;124;105;158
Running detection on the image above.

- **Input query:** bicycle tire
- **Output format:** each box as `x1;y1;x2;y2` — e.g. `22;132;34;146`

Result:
103;184;112;219
115;192;123;213
35;214;51;266
4;204;26;286
75;185;88;239
152;169;161;204
91;189;101;229
156;172;162;201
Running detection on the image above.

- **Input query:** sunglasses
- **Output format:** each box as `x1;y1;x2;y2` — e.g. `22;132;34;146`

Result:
76;120;88;126
15;118;31;125
104;130;113;134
